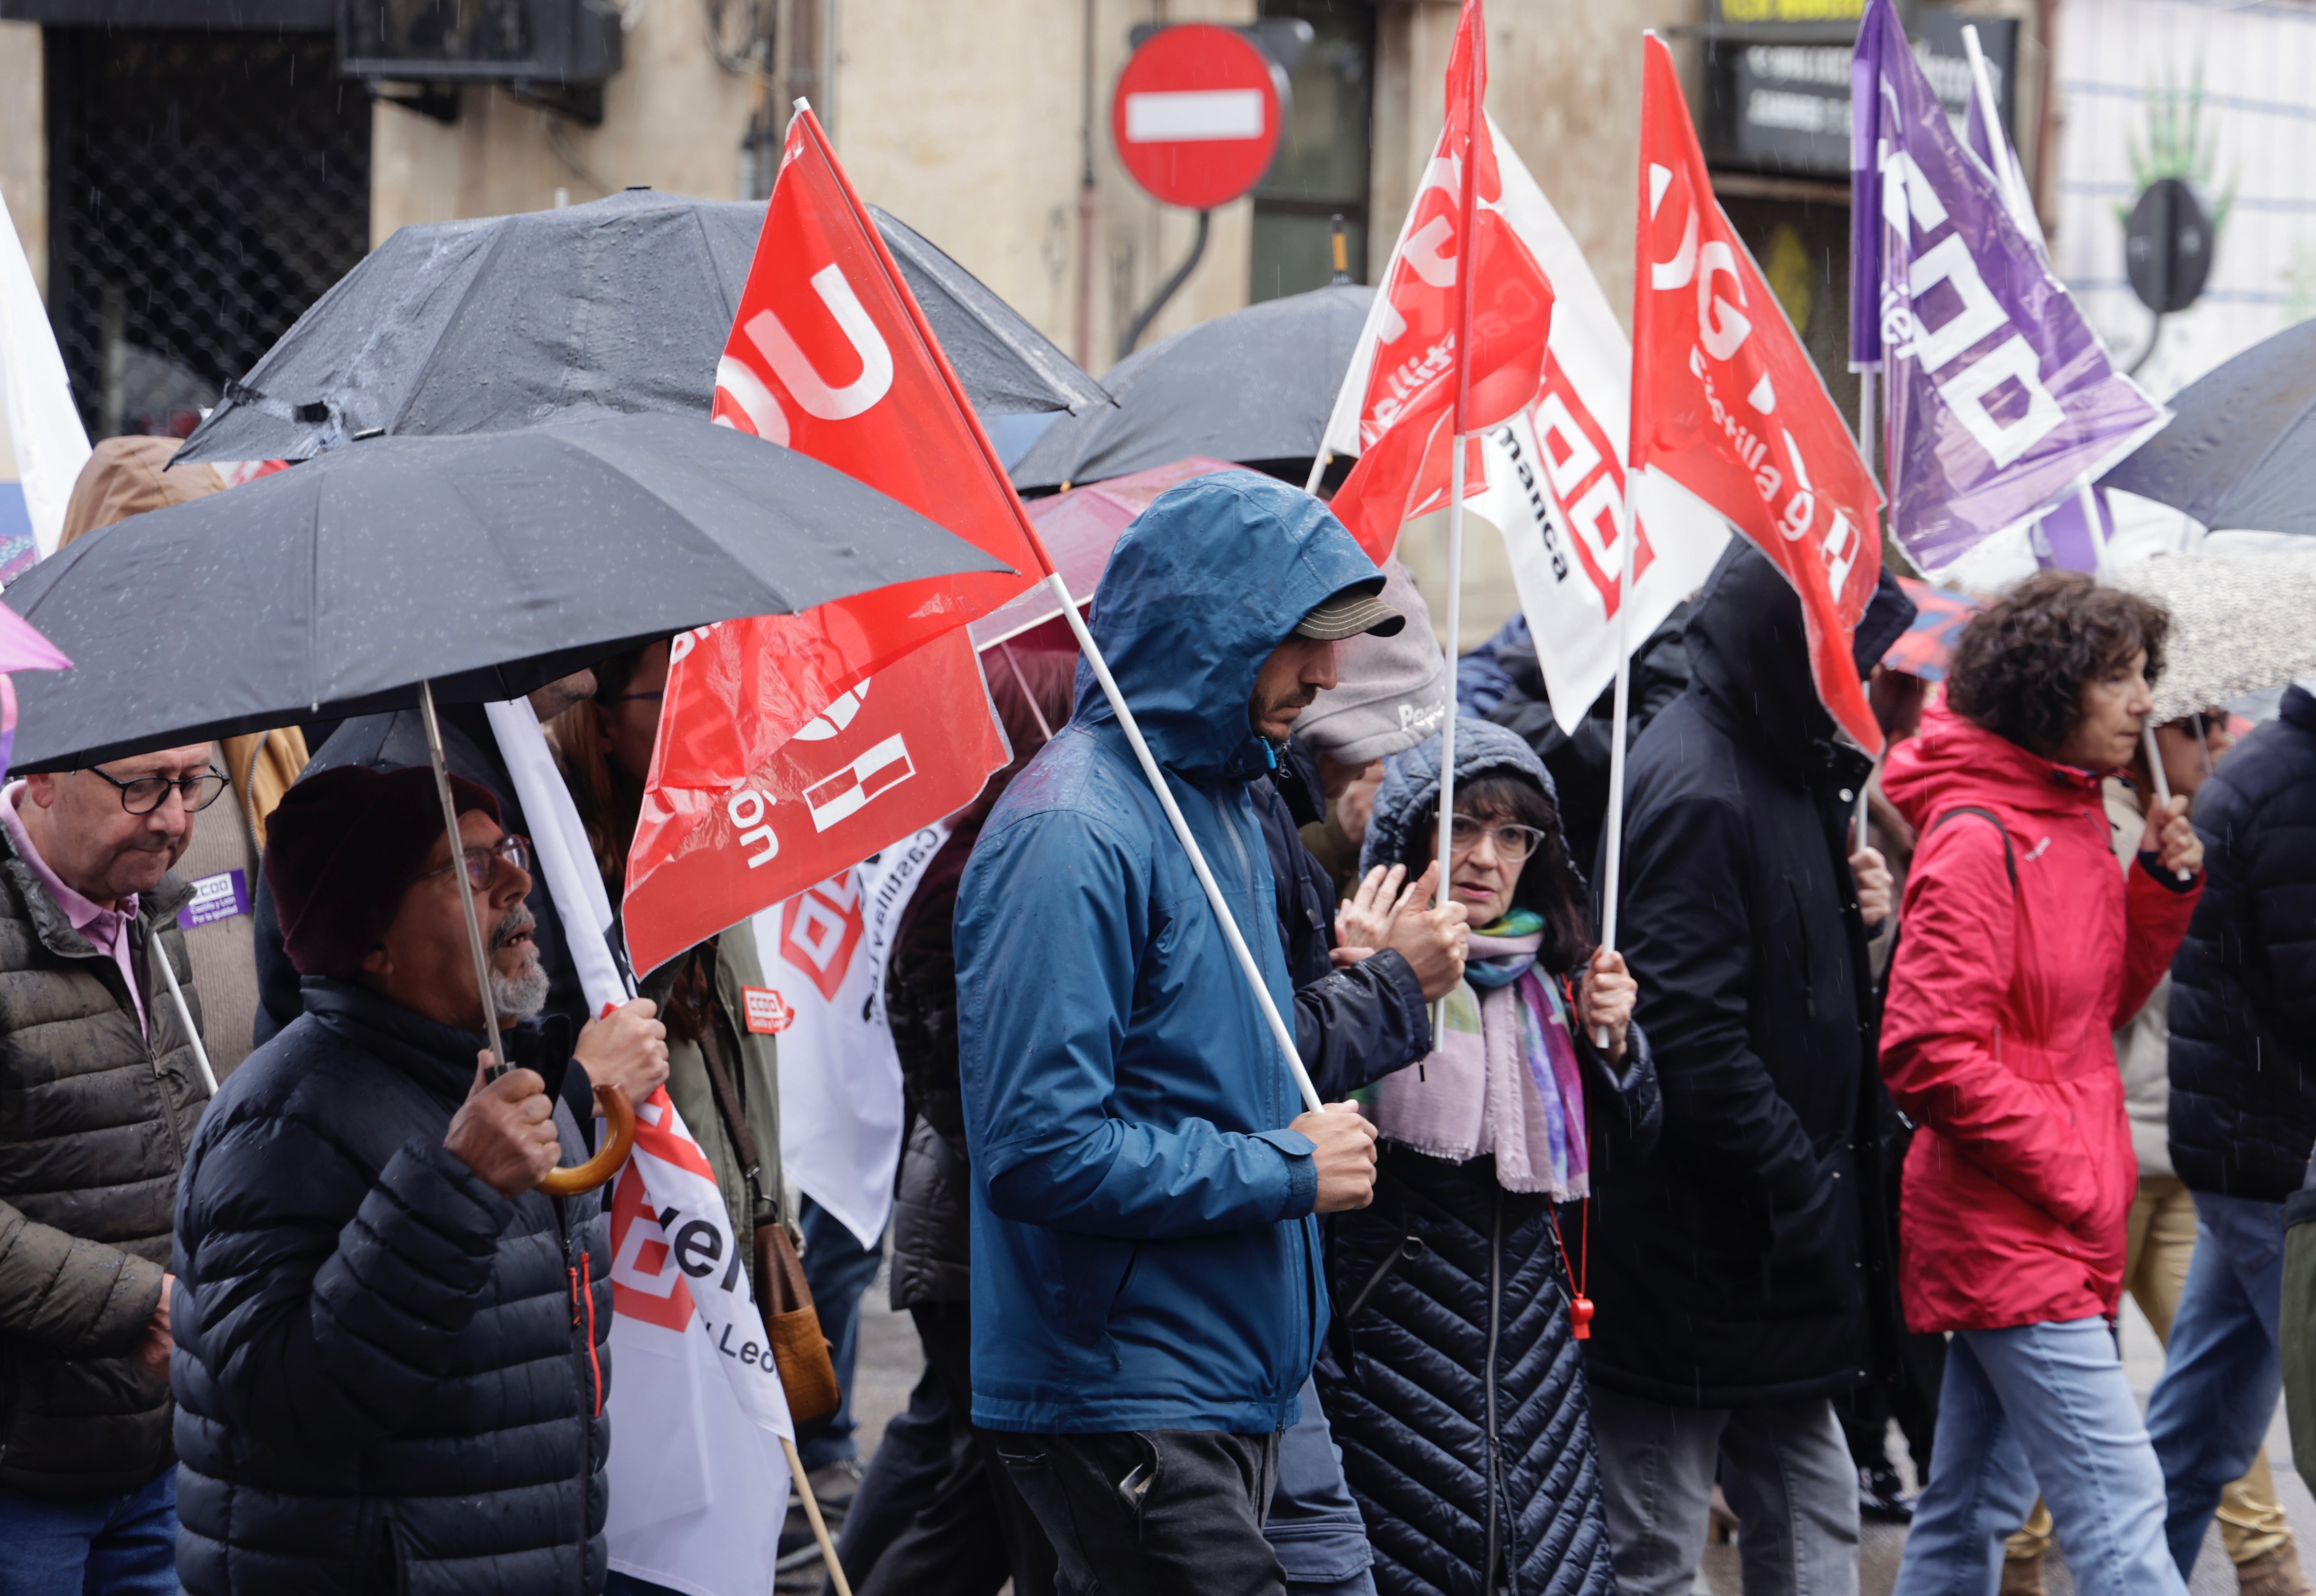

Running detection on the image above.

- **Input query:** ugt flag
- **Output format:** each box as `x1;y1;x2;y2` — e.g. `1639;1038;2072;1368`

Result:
0;186;89;579
1634;32;1885;754
1851;0;2167;574
1447;127;1728;736
625;106;1032;975
604;1089;794;1595
752;827;948;1252
1322;0;1554;561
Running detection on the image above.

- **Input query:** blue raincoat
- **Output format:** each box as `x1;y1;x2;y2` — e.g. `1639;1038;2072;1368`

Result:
955;470;1385;1435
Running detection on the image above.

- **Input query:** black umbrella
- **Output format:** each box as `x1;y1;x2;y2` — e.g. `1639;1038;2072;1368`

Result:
2101;318;2316;535
1008;284;1374;491
8;410;1004;771
176;189;1111;466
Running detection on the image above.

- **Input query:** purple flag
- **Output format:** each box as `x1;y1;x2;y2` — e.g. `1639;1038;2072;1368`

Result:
1853;0;2168;573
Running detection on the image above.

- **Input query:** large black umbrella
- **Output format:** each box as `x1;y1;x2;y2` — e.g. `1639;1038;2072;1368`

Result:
8;410;1003;771
176;189;1110;466
1009;284;1374;491
2102;318;2316;535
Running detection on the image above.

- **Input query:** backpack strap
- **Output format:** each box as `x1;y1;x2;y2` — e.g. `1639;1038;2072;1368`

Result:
1924;805;2019;890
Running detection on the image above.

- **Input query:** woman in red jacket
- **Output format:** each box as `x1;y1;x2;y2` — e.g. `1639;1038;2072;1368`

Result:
1883;573;2204;1596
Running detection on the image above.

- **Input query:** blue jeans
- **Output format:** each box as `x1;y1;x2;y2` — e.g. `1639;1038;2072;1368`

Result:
2146;1192;2287;1579
799;1194;886;1471
0;1467;179;1596
1894;1318;2182;1596
1264;1376;1376;1596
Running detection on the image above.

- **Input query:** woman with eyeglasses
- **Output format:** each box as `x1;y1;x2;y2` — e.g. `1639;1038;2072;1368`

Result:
1312;718;1659;1596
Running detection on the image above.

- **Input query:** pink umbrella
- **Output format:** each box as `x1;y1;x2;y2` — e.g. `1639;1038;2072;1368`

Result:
0;605;70;784
968;456;1236;650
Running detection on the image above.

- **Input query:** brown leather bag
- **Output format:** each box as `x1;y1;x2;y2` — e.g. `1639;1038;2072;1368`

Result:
696;1012;842;1426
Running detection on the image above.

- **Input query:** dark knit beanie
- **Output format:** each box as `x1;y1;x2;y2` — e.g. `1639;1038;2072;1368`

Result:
266;765;502;978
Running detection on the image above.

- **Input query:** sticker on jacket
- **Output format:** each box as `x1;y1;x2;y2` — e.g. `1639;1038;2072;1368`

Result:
178;870;250;929
741;986;794;1035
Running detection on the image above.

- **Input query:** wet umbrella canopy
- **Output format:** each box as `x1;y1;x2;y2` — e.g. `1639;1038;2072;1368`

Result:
2102;318;2316;535
175;189;1110;466
5;411;1004;770
2109;550;2316;723
1009;284;1375;491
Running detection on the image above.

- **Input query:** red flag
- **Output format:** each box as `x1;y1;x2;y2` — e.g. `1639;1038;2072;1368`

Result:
1630;34;1885;753
625;109;1045;975
1329;0;1553;561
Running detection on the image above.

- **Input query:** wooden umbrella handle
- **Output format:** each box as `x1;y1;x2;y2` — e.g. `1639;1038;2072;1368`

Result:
538;1082;638;1197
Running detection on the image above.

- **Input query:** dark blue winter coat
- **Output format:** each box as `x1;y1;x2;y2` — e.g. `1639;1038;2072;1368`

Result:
2168;685;2316;1201
172;982;612;1596
954;469;1384;1435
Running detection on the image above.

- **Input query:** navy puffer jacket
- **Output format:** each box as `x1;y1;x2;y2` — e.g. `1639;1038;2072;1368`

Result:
2168;686;2316;1200
172;981;612;1596
1320;722;1659;1596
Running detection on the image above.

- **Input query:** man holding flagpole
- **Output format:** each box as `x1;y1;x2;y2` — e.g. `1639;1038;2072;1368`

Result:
954;472;1399;1594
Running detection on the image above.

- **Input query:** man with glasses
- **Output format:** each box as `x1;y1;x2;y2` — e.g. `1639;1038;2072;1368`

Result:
0;743;222;1594
170;763;666;1596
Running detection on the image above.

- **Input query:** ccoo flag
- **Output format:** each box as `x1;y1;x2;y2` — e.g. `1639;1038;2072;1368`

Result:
626;107;1033;976
1633;32;1885;754
1322;0;1554;561
1851;0;2166;573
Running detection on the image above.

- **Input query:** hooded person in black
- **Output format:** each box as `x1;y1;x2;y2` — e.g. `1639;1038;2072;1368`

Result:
1583;545;1914;1596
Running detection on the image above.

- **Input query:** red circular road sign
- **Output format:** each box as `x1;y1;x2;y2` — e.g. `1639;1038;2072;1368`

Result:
1111;24;1284;211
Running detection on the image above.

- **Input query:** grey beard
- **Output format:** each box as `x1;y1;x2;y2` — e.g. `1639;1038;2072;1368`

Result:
490;956;551;1021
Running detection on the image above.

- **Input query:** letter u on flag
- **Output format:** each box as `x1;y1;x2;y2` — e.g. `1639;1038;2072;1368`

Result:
1632;32;1885;755
624;106;1032;975
1850;0;2166;574
1323;0;1554;562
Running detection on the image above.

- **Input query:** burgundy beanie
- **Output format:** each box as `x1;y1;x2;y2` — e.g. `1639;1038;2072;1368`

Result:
265;765;503;978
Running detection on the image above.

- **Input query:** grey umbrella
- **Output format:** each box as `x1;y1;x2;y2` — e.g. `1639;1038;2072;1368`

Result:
2101;319;2316;535
1009;284;1374;491
2109;550;2316;723
7;410;1004;771
175;189;1110;466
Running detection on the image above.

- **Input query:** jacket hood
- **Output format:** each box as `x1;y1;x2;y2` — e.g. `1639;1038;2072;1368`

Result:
1074;469;1385;778
58;436;221;547
1360;718;1560;878
1686;544;1915;773
1881;698;2104;829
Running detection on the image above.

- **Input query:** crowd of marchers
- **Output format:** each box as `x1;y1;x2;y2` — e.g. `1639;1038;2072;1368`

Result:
3;445;2311;1596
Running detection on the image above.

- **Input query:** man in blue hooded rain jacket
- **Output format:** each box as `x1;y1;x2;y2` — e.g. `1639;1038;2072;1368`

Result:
955;471;1396;1594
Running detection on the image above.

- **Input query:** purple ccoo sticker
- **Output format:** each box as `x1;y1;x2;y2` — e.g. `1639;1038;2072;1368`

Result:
179;869;251;930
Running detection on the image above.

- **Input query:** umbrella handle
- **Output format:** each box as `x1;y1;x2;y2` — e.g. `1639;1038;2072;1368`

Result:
538;1083;637;1197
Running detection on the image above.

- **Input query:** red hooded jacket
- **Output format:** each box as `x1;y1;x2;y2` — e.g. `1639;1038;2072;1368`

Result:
1879;703;2200;1332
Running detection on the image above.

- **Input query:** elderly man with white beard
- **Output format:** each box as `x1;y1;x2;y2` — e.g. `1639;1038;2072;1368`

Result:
166;765;666;1596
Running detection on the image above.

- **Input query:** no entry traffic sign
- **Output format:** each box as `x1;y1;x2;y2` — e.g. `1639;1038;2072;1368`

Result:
1111;23;1284;211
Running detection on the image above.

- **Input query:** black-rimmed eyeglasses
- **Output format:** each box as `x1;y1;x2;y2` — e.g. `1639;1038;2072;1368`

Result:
86;765;230;816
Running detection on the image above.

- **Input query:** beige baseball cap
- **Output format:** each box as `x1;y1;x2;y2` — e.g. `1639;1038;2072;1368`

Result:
1295;580;1406;641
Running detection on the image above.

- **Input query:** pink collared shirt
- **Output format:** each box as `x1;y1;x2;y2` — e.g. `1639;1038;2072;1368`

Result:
0;781;147;1037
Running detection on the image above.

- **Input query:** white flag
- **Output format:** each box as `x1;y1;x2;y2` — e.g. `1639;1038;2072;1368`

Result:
605;1090;794;1596
0;187;90;578
753;824;949;1251
1321;120;1729;736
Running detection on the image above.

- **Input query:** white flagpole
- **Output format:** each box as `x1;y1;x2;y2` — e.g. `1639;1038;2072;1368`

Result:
1859;367;1877;481
1046;573;1325;1114
1435;441;1466;1038
1593;482;1638;1048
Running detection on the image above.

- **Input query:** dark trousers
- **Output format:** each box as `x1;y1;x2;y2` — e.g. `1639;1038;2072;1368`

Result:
826;1300;1057;1596
798;1195;886;1470
997;1428;1285;1596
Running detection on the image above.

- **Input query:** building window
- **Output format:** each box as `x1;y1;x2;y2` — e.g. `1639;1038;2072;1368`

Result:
1250;0;1374;303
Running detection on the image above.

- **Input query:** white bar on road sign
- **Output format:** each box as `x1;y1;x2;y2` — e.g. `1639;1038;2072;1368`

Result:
1124;89;1266;143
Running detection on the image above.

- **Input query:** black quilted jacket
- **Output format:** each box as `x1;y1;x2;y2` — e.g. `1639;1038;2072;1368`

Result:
2168;686;2316;1200
1317;1043;1660;1596
172;981;612;1596
0;846;205;1499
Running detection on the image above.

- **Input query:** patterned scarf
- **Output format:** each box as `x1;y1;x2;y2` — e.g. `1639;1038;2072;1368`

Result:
1371;910;1589;1197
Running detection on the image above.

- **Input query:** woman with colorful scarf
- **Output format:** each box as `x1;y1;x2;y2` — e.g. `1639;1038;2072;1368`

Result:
1315;719;1659;1596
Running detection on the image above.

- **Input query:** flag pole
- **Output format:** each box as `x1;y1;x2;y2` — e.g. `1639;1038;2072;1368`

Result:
806;100;1323;1115
1436;0;1484;1023
1593;487;1637;1048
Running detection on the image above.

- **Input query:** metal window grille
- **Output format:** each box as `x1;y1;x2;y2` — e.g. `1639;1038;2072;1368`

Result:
44;29;373;440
